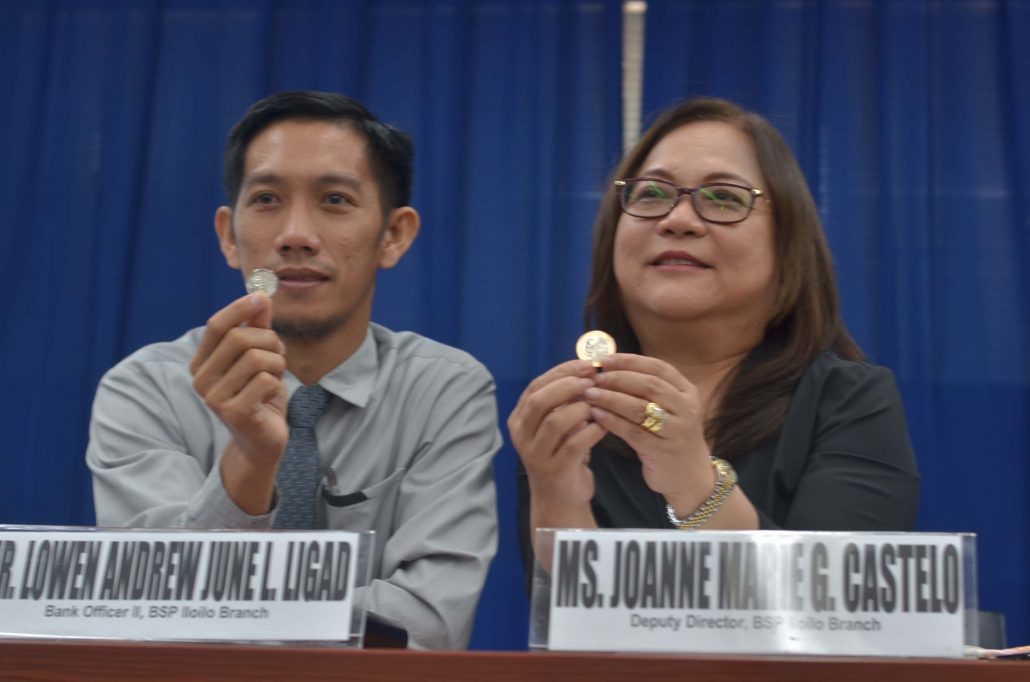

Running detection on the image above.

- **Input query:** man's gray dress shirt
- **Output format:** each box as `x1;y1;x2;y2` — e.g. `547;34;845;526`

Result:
87;322;501;649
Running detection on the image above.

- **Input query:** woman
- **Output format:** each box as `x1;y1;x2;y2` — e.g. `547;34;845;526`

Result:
510;98;919;565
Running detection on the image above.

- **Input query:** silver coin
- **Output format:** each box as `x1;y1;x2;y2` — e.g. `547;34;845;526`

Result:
246;268;279;297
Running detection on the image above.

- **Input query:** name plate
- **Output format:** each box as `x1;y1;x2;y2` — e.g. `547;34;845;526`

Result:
0;527;372;643
530;530;976;657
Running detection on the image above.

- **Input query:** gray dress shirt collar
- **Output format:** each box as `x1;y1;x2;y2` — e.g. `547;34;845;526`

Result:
283;327;377;408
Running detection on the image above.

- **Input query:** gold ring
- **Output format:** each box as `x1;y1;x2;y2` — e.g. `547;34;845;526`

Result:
640;401;668;434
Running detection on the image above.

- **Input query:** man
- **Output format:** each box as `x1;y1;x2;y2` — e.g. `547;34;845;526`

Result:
87;91;501;649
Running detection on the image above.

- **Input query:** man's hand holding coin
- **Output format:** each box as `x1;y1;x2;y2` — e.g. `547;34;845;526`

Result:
189;274;287;514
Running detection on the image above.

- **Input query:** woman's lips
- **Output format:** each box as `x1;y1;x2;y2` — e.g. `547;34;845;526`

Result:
651;252;711;270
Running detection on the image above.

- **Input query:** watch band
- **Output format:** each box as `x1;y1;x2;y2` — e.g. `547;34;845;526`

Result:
665;457;738;529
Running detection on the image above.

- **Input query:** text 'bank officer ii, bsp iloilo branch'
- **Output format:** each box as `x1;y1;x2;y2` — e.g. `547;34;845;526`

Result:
511;97;919;567
87;92;502;649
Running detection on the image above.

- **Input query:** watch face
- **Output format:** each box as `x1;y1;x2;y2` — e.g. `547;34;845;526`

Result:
576;330;616;367
714;458;738;486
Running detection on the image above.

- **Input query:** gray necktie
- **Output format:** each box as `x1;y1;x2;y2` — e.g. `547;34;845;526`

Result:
272;385;331;529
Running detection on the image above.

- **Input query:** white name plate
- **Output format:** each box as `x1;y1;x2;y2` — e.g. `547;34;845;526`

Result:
0;527;370;643
532;530;976;657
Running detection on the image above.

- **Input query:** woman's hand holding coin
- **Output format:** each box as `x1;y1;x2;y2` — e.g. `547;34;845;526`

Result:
508;359;605;511
583;353;716;512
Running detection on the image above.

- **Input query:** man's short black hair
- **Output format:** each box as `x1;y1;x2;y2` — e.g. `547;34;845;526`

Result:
222;91;414;212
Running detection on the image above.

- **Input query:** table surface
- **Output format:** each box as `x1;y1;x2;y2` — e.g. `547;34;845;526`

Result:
1;640;1029;682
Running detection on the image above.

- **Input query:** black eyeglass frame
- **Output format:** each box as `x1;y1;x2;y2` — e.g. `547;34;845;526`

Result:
614;177;766;225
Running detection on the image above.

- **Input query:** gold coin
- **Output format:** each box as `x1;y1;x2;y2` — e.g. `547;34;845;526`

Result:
575;330;616;367
246;268;279;297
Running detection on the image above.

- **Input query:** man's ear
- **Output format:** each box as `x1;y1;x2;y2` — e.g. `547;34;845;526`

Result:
378;207;420;269
215;206;241;270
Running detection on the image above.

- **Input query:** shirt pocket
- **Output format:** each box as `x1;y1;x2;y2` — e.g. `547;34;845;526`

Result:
319;467;405;531
319;468;405;577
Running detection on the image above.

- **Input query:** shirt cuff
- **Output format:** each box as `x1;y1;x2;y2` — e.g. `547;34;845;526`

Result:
180;465;277;530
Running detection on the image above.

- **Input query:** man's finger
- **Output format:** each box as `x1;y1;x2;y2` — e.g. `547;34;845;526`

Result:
192;327;285;395
202;348;287;408
249;293;273;330
190;294;275;374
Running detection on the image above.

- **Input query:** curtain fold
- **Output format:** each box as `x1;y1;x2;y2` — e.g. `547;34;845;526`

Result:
645;0;1030;646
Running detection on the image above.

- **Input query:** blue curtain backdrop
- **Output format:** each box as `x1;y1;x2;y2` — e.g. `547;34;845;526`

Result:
644;0;1030;645
1;0;1027;650
0;0;622;650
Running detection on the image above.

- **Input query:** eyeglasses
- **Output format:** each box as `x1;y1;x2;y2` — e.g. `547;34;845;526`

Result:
615;177;765;224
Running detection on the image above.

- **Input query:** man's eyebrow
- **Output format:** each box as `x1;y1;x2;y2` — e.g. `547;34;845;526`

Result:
242;173;286;188
241;173;364;190
314;173;363;190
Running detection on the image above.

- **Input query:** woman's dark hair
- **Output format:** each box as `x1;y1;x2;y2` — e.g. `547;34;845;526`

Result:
584;97;862;461
222;91;413;213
